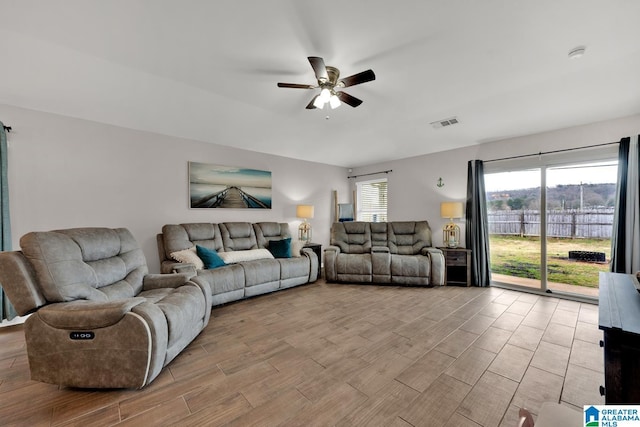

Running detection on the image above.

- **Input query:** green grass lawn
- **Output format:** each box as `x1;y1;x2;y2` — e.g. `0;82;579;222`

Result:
489;235;611;288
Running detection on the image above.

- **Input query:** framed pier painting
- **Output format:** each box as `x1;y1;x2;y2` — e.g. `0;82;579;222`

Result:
189;161;272;209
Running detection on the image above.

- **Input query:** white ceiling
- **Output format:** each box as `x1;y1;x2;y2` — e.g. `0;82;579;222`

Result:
1;0;639;167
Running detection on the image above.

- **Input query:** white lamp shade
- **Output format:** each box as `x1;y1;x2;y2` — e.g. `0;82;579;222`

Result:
329;95;341;109
440;202;464;219
319;88;331;102
296;204;315;219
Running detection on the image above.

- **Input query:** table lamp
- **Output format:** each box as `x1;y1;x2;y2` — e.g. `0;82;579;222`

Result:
441;201;463;247
296;204;314;242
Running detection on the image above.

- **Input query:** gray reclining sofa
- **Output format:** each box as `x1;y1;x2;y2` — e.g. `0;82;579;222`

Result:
157;222;318;306
0;227;210;389
324;221;445;285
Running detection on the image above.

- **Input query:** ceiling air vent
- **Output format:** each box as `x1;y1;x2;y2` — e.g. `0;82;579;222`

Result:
431;116;459;129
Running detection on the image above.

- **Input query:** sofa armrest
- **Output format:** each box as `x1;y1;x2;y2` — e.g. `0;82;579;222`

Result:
0;251;47;316
325;245;340;254
143;273;193;290
422;247;445;286
323;245;341;282
144;274;210;325
371;246;390;281
160;260;197;276
421;247;443;256
36;298;146;329
171;263;197;277
300;247;319;282
177;277;212;327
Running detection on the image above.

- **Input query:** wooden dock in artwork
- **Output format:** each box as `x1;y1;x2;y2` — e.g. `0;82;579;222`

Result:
218;186;247;208
191;186;269;209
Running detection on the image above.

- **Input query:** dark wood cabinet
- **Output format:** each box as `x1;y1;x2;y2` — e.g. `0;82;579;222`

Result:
438;247;472;287
599;272;640;404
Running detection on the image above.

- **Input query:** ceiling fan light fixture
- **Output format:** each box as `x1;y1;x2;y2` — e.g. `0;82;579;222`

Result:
278;57;375;110
329;94;341;109
319;88;331;102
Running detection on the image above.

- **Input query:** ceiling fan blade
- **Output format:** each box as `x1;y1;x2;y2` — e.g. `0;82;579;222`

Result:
277;83;315;89
339;69;376;88
308;56;328;82
336;91;363;108
305;95;319;109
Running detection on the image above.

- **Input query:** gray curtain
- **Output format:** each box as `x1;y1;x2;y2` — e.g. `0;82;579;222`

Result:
0;121;16;321
465;160;491;287
611;135;640;273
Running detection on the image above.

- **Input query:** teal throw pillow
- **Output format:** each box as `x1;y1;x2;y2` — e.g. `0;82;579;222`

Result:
269;238;292;258
196;245;227;269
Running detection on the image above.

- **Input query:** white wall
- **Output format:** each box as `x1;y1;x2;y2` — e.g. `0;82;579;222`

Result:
350;114;640;247
1;104;349;272
3;103;639;268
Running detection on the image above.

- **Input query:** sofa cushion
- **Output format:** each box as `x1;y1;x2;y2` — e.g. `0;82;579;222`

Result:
253;222;291;249
162;223;224;258
196;245;226;269
268;238;292;258
195;264;245;295
170;247;204;270
241;258;280;287
220;222;259;251
279;257;311;280
336;253;372;276
218;249;274;264
331;222;372;254
370;222;388;247
291;240;305;257
388;221;433;255
390;254;430;277
20;228;148;303
279;257;312;289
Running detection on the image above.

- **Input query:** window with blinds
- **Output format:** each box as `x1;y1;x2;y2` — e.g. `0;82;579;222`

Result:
357;178;388;222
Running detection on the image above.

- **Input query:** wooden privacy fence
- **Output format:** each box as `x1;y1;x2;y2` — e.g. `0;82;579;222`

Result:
488;208;614;239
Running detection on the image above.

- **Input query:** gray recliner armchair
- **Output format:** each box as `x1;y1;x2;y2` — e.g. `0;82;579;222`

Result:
0;227;211;389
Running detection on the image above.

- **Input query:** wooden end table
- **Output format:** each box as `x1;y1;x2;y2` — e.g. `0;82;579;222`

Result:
437;247;472;287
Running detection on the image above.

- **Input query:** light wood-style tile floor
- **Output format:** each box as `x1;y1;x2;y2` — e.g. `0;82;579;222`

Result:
0;280;604;426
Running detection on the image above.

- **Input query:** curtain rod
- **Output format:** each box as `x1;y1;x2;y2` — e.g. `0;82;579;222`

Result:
347;169;393;179
483;141;619;163
2;125;10;132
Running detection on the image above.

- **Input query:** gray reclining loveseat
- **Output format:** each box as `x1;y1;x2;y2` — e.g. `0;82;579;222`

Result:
157;222;318;306
0;227;210;389
324;221;445;285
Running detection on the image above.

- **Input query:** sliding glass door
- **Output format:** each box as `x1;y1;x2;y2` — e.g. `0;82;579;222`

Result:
485;169;543;290
545;162;617;297
484;151;617;299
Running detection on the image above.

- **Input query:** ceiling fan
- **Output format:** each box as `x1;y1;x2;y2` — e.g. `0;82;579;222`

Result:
277;56;376;110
